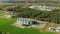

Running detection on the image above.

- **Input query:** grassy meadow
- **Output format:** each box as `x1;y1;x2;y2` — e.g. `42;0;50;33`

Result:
0;18;57;34
0;11;7;14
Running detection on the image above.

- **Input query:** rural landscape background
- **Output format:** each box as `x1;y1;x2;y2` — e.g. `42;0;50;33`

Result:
0;0;60;34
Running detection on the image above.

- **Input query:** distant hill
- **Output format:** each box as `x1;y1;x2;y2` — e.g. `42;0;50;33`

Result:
1;0;60;3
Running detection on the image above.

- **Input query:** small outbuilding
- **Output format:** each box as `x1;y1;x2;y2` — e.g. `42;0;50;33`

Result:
49;27;56;31
56;27;60;32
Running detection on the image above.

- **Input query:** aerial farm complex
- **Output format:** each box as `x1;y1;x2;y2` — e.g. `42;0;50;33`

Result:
0;0;60;34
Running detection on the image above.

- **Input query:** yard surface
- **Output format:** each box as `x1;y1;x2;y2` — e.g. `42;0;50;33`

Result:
0;18;57;34
0;10;7;14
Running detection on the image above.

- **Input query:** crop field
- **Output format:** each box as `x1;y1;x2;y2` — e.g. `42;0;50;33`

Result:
0;18;57;34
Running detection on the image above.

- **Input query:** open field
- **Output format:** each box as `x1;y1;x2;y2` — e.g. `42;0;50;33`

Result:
0;10;7;14
0;2;60;34
0;18;57;34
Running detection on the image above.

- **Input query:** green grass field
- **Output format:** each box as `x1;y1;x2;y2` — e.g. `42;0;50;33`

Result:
0;18;57;34
0;11;7;14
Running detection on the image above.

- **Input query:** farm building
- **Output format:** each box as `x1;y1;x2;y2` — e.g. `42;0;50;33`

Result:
12;18;47;28
49;27;60;32
17;18;32;26
56;27;60;32
17;18;40;26
49;27;56;31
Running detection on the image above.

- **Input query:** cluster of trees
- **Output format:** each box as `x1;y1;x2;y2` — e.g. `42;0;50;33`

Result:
6;7;60;24
36;10;60;24
16;8;42;18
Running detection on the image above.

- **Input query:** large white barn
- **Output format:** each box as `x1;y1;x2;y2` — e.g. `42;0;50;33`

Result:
17;18;32;26
12;18;47;28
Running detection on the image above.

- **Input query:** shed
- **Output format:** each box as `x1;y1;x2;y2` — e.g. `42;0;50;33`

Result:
49;27;55;31
56;27;60;32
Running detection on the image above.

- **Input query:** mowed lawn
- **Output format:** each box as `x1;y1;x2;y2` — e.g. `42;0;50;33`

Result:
0;11;7;14
0;18;57;34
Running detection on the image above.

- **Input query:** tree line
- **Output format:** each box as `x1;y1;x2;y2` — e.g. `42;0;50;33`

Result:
6;7;60;24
